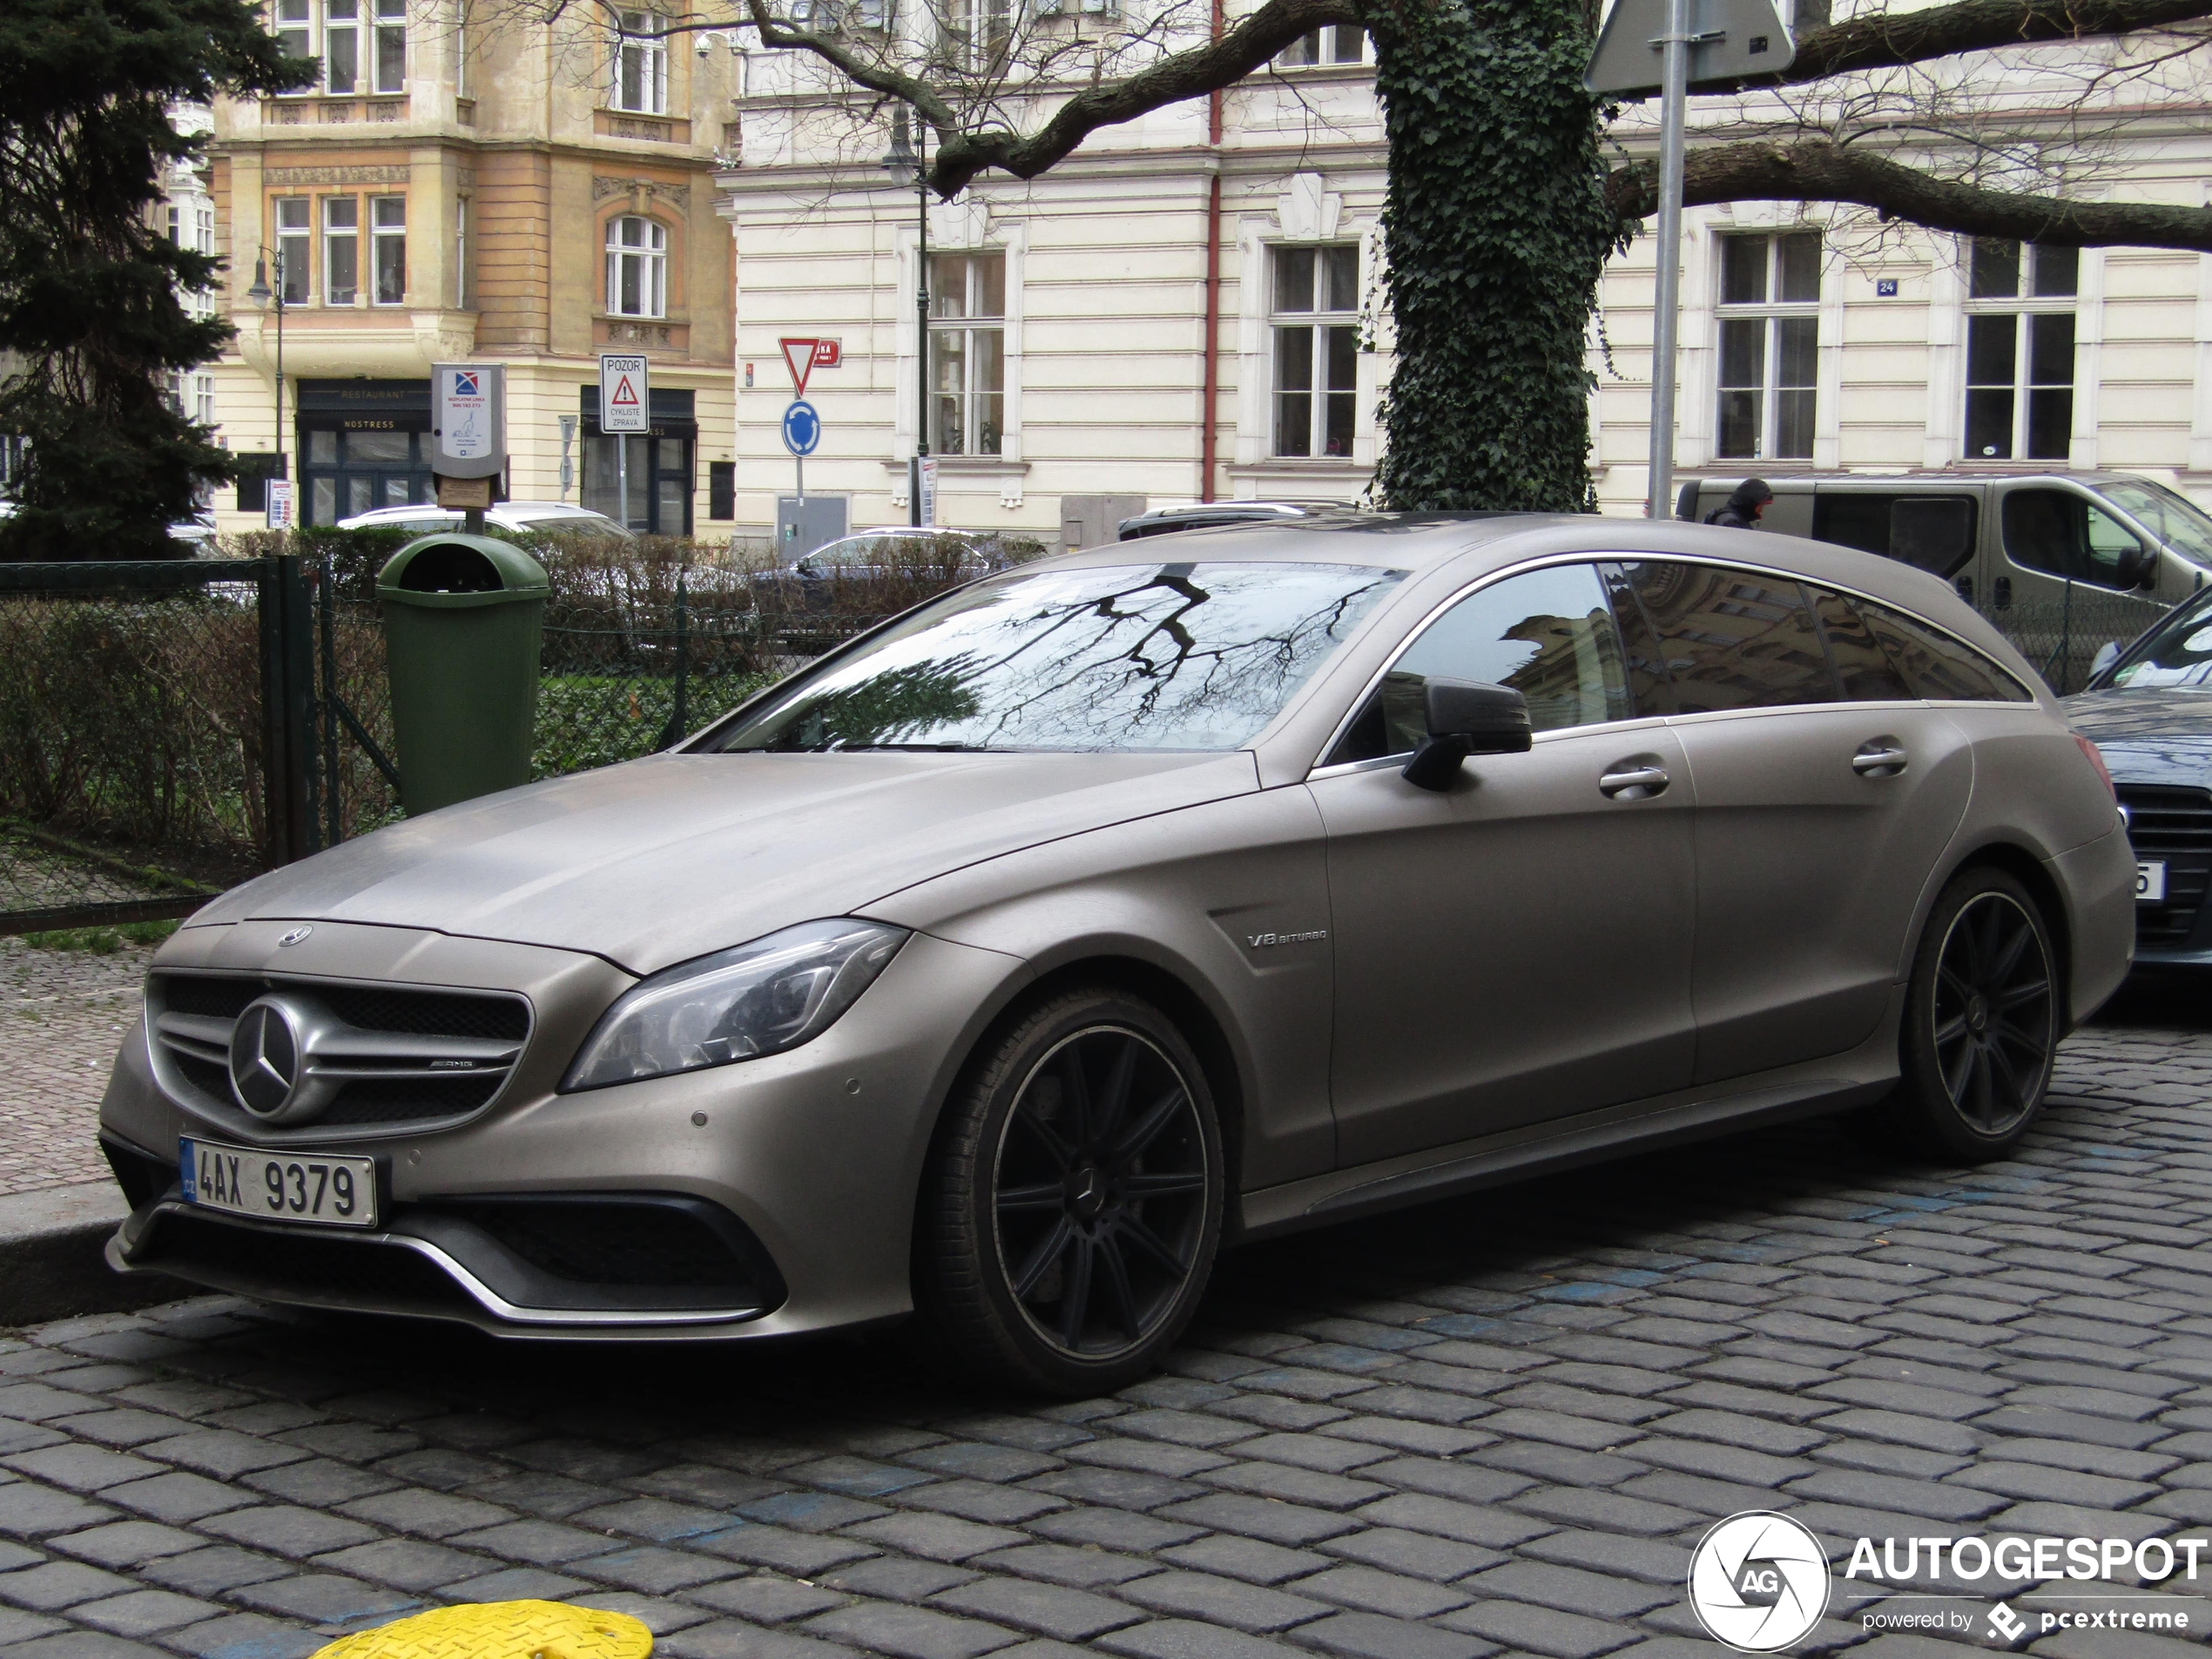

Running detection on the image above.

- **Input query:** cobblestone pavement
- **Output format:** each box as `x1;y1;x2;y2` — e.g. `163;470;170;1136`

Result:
2;986;2212;1659
0;939;154;1197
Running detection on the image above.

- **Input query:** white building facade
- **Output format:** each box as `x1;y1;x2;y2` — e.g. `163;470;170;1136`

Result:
717;30;1389;547
718;10;2212;542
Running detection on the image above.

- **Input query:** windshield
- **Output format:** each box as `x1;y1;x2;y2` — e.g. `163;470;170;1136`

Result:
2094;480;2212;568
709;561;1402;752
2107;586;2212;689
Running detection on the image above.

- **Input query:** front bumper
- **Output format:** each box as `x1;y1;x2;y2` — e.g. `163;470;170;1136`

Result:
98;921;1028;1339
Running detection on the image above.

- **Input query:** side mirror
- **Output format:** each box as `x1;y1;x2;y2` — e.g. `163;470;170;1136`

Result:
1403;678;1532;791
2090;640;2122;681
2113;544;2155;590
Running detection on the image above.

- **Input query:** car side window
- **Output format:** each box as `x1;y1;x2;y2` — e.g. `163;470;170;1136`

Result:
1619;561;1839;714
1805;588;1915;700
1811;496;1977;578
1847;594;2035;702
2002;489;2145;591
1326;563;1631;765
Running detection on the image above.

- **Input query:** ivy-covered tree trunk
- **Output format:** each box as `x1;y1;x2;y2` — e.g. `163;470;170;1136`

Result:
1364;0;1621;513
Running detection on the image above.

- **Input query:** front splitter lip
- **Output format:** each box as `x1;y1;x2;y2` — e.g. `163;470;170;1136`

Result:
111;1201;771;1336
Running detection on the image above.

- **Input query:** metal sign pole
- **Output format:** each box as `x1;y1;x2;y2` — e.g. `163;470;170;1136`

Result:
1647;0;1691;522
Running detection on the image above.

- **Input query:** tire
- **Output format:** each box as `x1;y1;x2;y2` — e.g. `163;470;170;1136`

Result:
1883;866;2060;1161
915;986;1224;1396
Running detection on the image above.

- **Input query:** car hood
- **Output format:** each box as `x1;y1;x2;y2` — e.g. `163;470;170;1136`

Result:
2064;688;2212;787
191;750;1258;974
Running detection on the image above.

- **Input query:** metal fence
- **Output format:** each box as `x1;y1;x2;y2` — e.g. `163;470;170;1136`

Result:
0;558;315;934
1973;583;2172;696
308;563;874;840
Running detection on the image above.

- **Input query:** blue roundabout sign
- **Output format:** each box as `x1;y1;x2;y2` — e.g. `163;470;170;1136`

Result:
781;400;822;456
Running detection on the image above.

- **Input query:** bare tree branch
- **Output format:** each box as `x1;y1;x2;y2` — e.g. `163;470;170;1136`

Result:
927;0;1356;192
1606;138;2212;250
1703;0;2212;93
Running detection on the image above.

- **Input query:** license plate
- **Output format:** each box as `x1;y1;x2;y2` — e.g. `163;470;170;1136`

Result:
179;1138;377;1229
2138;860;2168;904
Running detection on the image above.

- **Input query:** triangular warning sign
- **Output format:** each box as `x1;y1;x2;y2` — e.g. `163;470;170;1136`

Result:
780;338;819;397
610;374;641;408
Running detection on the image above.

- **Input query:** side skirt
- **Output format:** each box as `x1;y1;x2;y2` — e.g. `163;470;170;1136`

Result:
1238;986;1905;1241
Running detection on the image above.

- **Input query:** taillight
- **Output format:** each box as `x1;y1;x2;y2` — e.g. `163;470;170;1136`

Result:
2074;732;2115;798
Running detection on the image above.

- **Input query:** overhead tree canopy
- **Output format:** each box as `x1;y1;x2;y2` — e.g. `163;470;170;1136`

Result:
0;0;309;560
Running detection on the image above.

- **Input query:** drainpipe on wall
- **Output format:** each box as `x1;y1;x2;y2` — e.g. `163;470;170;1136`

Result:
1199;0;1225;503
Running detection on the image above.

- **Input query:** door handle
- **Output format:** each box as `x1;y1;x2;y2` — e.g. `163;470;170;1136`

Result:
1994;575;2013;610
1599;765;1669;799
1956;576;1974;604
1852;745;1909;777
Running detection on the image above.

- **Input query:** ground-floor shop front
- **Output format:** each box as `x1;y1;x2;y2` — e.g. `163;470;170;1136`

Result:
206;358;735;539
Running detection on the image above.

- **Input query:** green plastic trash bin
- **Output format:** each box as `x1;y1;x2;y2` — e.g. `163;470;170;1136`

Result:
376;535;549;816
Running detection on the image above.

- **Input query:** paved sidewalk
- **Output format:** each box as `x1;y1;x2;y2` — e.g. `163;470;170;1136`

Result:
0;987;2207;1659
0;939;152;1198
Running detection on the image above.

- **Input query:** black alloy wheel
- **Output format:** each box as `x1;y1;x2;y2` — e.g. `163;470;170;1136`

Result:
1885;867;2059;1159
991;1026;1211;1360
915;987;1224;1394
1929;891;2055;1136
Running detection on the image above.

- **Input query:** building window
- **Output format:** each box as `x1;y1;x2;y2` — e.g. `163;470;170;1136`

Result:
1277;25;1365;66
374;0;406;91
946;0;1011;74
1271;243;1358;458
193;374;217;426
275;198;312;302
605;215;667;317
323;0;359;91
370;196;405;304
930;252;1004;456
324;196;359;304
1964;239;2077;462
195;203;214;253
1716;230;1819;461
611;11;668;113
274;0;312;77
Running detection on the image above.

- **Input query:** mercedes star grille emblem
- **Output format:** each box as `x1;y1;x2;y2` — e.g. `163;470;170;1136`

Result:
228;996;307;1120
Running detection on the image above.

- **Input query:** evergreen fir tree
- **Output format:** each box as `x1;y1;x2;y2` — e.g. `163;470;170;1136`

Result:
0;0;309;559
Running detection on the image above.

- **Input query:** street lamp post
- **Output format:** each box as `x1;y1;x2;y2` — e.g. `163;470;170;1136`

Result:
245;248;287;516
882;111;928;529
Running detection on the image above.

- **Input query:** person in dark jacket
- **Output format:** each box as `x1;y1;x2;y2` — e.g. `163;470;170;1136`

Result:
1705;478;1773;529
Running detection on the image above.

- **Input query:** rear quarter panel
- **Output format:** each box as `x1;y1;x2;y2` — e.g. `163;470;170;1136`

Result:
1937;705;2133;1021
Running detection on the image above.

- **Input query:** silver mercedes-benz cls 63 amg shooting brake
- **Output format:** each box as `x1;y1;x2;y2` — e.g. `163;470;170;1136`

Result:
98;514;2134;1393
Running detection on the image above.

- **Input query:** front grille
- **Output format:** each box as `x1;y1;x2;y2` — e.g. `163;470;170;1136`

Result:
148;973;531;1137
2119;785;2212;950
142;1211;475;1311
320;988;529;1042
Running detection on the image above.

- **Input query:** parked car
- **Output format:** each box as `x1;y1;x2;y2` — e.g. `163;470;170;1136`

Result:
334;501;633;540
100;515;2132;1393
761;526;1027;581
1117;500;1353;541
2065;585;2212;970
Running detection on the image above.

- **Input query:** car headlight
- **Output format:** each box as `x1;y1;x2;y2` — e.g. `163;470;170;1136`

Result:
561;919;910;1092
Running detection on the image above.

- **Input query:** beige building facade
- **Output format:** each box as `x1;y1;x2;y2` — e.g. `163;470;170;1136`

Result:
718;9;2212;543
202;3;737;534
